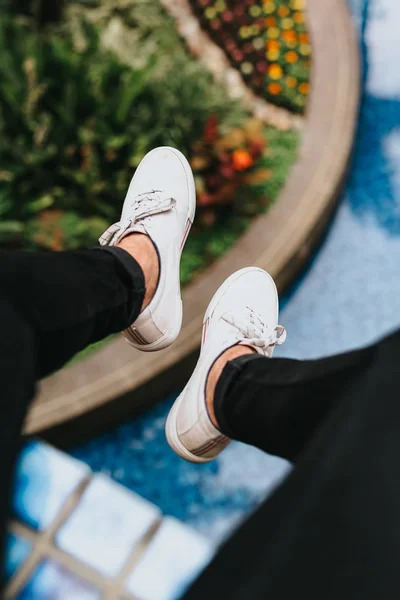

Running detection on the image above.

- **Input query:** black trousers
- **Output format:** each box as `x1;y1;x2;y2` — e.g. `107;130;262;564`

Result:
0;247;399;599
0;247;145;578
185;333;400;599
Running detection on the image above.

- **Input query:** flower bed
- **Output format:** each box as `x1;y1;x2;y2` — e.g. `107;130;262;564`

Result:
0;6;298;277
188;0;311;112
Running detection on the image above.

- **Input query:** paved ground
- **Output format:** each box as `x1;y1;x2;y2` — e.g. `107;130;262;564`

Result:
72;0;400;544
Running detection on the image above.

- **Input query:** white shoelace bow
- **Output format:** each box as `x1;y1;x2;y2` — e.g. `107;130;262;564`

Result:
99;190;176;246
222;308;286;352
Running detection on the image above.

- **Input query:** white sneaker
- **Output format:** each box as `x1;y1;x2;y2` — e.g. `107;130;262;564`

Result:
99;147;196;352
165;267;286;463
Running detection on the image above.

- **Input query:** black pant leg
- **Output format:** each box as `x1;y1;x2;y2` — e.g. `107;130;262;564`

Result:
186;330;400;600
0;247;145;377
0;295;35;584
214;342;376;461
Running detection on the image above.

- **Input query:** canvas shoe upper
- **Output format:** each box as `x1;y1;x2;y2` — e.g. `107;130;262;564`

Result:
99;146;196;352
165;267;286;462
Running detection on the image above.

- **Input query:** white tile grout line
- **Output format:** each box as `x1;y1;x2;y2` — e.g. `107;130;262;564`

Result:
102;518;163;600
5;476;165;600
5;475;92;599
9;520;137;600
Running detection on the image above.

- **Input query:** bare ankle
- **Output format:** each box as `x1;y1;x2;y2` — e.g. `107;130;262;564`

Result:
117;233;159;311
206;345;256;428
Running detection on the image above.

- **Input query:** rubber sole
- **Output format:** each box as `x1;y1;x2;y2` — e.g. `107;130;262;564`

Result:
165;393;213;464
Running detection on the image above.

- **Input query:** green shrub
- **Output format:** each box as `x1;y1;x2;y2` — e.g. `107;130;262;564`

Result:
0;13;243;250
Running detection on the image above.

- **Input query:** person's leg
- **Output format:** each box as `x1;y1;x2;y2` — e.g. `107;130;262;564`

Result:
184;329;400;600
210;341;376;462
0;240;152;378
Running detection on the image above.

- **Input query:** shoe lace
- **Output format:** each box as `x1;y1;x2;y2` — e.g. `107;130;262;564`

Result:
99;190;176;246
222;307;286;352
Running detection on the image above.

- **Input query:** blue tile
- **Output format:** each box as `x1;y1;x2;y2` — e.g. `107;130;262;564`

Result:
13;441;90;531
56;474;160;577
126;517;214;600
17;559;100;600
4;534;31;581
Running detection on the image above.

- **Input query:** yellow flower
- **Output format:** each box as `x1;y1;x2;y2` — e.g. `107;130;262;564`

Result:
286;76;297;88
267;49;280;61
300;44;311;56
268;64;283;79
285;50;299;63
249;5;262;17
267;26;280;39
292;0;305;9
268;82;282;95
299;82;310;94
282;18;294;30
205;7;216;19
264;1;276;15
240;26;249;39
295;94;306;107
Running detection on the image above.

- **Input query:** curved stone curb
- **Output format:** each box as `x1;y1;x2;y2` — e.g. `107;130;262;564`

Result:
26;0;360;444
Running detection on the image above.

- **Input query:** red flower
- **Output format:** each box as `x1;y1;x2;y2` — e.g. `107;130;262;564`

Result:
249;139;265;158
204;115;219;143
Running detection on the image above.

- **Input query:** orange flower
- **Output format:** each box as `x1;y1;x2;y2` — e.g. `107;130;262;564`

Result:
293;11;304;23
299;82;310;94
268;64;283;79
268;82;282;95
282;30;297;43
286;76;297;88
266;39;280;51
278;5;290;17
264;16;276;27
232;149;254;171
299;32;309;44
285;50;299;63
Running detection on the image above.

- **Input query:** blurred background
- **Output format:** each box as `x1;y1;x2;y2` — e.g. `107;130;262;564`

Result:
3;0;400;598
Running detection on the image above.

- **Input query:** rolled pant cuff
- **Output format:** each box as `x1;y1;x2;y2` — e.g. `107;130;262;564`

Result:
213;353;261;438
94;246;146;325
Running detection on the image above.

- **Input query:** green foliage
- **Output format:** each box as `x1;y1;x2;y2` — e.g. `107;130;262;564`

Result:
0;12;242;250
